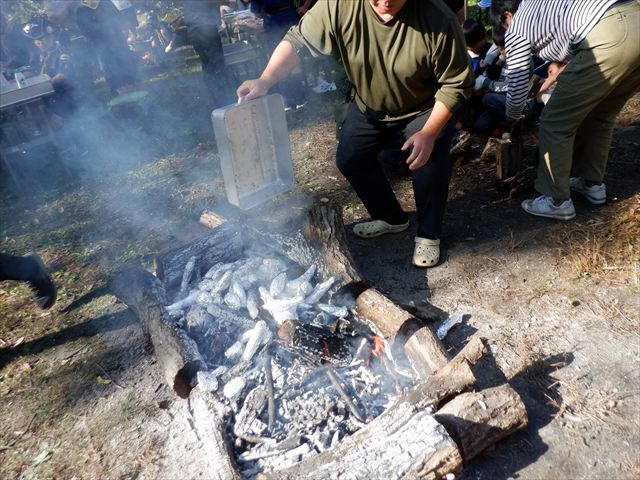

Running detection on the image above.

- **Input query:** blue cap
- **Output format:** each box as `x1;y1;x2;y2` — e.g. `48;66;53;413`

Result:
478;0;492;8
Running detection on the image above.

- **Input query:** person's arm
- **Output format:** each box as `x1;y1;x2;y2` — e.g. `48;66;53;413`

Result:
237;1;334;100
402;16;473;170
236;41;301;100
504;31;532;124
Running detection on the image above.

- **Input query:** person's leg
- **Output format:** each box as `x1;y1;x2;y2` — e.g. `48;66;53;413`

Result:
535;0;640;201
410;118;456;239
336;103;408;226
0;252;56;309
188;24;230;106
0;253;33;281
474;92;507;134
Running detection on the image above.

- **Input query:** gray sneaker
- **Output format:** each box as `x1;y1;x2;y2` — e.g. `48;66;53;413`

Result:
521;195;576;220
569;177;606;205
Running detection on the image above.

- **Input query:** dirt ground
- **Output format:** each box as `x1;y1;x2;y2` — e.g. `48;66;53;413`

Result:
1;78;638;479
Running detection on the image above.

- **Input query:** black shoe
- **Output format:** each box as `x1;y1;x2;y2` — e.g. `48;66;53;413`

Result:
25;253;57;309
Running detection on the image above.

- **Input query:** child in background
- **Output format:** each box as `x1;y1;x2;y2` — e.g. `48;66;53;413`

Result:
463;18;490;76
473;24;512;136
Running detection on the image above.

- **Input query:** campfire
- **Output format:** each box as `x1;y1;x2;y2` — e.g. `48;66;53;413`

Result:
111;201;528;479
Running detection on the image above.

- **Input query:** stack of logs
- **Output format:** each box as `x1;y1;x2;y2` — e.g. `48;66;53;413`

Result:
110;201;528;480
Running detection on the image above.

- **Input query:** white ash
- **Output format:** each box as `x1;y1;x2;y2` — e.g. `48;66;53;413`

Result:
171;255;412;477
223;377;246;401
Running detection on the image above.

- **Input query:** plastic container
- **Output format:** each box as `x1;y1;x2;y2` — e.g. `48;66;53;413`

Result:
211;94;295;210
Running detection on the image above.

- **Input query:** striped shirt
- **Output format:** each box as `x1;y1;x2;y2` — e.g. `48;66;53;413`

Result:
504;0;618;119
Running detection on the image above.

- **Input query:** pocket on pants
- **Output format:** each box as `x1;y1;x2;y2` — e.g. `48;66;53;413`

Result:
580;8;628;52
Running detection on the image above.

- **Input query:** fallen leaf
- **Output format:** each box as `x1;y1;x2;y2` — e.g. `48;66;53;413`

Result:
96;375;111;385
12;337;25;348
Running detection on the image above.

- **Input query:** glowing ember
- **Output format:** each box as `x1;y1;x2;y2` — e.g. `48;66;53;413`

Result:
371;336;385;357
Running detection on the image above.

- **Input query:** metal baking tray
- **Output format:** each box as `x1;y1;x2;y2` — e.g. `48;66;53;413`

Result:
212;94;294;210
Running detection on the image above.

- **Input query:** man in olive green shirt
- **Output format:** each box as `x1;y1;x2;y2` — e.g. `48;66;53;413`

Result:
238;0;473;267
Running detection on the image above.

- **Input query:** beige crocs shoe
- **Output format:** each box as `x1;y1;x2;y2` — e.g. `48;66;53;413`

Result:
353;219;410;239
413;237;440;267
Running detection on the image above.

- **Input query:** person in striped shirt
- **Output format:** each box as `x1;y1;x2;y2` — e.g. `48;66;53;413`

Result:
492;0;640;220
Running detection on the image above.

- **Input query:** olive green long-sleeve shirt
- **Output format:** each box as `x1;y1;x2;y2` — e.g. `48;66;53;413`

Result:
284;0;474;121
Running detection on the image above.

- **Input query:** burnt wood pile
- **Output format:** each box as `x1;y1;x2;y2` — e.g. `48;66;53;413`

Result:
110;200;527;480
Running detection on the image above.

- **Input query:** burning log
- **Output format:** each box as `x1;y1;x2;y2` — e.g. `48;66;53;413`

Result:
435;384;528;463
262;338;486;480
109;265;206;398
355;289;448;377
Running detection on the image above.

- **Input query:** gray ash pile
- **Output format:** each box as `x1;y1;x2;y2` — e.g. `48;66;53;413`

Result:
165;254;416;476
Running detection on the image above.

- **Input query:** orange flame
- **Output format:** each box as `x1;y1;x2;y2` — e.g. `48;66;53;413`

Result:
371;336;385;357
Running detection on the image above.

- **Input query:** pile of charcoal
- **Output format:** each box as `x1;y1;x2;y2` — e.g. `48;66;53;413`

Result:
165;255;415;475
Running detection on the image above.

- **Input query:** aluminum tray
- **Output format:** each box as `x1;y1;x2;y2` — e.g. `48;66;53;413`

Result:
212;94;294;210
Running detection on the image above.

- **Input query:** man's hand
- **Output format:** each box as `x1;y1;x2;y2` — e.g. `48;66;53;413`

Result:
539;61;567;93
402;131;436;171
236;78;270;102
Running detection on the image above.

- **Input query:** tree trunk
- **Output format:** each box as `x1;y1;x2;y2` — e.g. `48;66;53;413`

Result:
243;201;365;289
109;265;206;398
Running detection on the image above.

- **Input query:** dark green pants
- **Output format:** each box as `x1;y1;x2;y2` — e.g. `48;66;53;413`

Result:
536;0;640;199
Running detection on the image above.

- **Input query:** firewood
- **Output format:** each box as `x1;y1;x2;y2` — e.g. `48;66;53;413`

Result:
244;201;365;289
264;338;487;480
200;209;227;229
355;288;449;377
109;265;206;398
480;136;523;180
435;384;528;463
189;387;241;480
161;222;243;288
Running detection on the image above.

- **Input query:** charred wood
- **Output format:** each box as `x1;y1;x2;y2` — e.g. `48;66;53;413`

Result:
325;368;366;423
161;223;243;288
263;354;276;432
277;319;352;365
244;202;365;290
263;338;486;480
189;387;241;480
109;265;206;398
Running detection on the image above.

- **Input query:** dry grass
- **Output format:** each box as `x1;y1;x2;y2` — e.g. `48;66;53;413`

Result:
621;454;640;479
553;197;640;284
545;376;636;427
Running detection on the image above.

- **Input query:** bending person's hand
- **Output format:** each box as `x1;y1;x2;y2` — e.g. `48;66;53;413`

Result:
402;131;436;171
236;78;271;102
539;61;567;94
236;40;301;103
